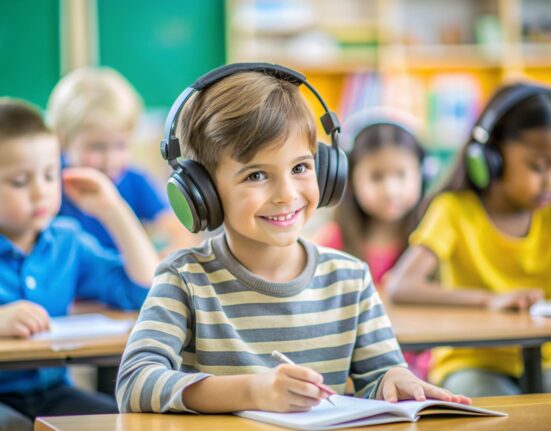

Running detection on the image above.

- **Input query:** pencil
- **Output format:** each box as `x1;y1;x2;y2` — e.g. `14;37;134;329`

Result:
271;350;336;406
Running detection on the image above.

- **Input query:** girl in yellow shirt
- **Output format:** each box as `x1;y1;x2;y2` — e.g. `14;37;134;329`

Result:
387;83;551;397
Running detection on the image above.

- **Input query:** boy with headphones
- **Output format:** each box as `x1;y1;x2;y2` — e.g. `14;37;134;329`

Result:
388;82;551;396
116;63;470;413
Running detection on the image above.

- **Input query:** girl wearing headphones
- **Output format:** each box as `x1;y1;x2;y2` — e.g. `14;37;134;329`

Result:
387;83;551;397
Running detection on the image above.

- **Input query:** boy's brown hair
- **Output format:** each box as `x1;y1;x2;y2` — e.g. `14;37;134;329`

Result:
0;98;49;142
176;71;317;174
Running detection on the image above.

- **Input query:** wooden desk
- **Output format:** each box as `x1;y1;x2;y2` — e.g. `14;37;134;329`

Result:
34;394;551;431
384;299;551;393
0;306;136;370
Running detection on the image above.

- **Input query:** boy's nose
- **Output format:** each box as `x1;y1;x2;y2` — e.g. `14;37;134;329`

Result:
272;177;298;204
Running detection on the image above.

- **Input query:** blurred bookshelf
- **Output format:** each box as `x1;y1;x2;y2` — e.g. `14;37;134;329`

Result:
225;0;551;180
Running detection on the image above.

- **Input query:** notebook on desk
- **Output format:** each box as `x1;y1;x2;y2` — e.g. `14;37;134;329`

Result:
236;395;505;430
530;300;551;317
31;313;133;341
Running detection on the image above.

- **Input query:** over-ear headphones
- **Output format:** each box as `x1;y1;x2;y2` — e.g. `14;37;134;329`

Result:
160;62;348;233
466;83;551;189
341;107;432;193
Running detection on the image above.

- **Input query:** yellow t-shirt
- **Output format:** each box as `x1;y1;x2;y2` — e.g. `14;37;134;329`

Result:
409;190;551;384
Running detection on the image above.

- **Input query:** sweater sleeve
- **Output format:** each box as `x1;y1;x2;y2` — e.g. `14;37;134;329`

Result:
116;261;211;413
350;266;407;399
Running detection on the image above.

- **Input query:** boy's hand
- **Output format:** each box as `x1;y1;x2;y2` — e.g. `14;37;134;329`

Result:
62;167;122;220
248;364;329;412
377;367;471;405
487;288;544;311
0;301;50;337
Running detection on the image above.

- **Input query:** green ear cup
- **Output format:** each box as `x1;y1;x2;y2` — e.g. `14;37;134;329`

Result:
167;180;197;232
466;143;490;189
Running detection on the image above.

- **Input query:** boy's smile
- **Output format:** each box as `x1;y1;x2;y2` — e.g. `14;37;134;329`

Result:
214;130;319;272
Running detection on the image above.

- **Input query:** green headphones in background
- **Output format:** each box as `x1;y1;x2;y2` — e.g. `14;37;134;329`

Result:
159;63;348;233
465;84;551;189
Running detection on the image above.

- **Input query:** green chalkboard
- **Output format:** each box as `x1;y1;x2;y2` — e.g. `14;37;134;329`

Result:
97;0;226;108
0;0;60;108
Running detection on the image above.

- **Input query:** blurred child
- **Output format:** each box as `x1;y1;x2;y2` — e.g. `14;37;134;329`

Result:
388;83;551;397
116;64;469;414
0;98;158;429
314;108;427;288
313;108;430;379
47;67;200;256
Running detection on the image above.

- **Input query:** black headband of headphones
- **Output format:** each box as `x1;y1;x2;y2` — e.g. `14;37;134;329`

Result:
472;84;551;145
160;62;341;168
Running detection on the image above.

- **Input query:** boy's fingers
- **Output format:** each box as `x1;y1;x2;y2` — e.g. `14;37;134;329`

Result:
421;383;451;401
284;364;323;385
382;382;398;403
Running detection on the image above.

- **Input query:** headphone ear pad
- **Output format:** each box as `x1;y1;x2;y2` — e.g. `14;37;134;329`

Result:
167;160;224;233
167;171;205;233
315;142;330;207
484;145;503;182
181;160;224;231
466;141;492;189
316;142;348;208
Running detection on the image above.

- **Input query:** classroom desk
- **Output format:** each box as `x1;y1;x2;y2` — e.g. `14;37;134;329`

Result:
383;298;551;393
2;300;551;393
34;394;551;431
0;305;136;371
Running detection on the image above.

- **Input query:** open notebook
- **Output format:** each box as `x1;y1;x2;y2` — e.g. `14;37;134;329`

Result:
236;395;505;430
530;300;551;317
31;313;134;341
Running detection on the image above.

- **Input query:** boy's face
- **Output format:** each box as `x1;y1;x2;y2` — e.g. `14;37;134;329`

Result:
499;128;551;210
65;127;131;181
0;134;61;242
214;130;319;253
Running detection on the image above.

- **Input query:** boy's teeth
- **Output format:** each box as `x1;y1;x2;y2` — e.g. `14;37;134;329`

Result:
268;211;295;221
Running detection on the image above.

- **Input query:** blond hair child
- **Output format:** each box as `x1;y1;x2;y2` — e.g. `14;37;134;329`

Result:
47;67;199;256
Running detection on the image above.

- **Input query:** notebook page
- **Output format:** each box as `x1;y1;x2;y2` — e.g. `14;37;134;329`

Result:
236;395;406;430
32;313;133;341
393;399;507;419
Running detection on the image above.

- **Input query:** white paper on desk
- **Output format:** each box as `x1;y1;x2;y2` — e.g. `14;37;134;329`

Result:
530;300;551;317
32;313;133;341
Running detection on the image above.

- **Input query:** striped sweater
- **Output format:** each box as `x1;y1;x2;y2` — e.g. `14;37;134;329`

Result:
116;234;405;413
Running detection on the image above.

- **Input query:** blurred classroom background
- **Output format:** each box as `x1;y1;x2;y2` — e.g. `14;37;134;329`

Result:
2;0;551;203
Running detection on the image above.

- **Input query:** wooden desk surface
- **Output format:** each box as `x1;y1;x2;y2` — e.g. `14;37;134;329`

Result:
384;297;551;348
34;394;551;431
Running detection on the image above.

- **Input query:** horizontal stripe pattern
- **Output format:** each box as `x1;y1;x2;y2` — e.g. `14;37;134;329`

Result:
116;235;405;413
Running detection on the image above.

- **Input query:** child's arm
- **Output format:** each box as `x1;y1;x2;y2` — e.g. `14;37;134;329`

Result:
388;245;544;309
0;301;49;337
63;167;159;285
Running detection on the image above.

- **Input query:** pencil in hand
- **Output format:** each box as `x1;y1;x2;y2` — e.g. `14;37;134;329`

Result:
271;350;336;406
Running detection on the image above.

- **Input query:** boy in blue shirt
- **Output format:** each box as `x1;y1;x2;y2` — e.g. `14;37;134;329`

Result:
0;98;159;429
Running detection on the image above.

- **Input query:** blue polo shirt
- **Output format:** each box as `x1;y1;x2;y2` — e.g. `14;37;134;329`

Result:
0;217;149;394
59;164;168;251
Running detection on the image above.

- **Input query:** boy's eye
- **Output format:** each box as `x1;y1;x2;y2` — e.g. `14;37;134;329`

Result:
45;169;59;182
10;175;29;187
529;160;547;173
370;172;384;182
292;163;308;175
245;171;267;182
